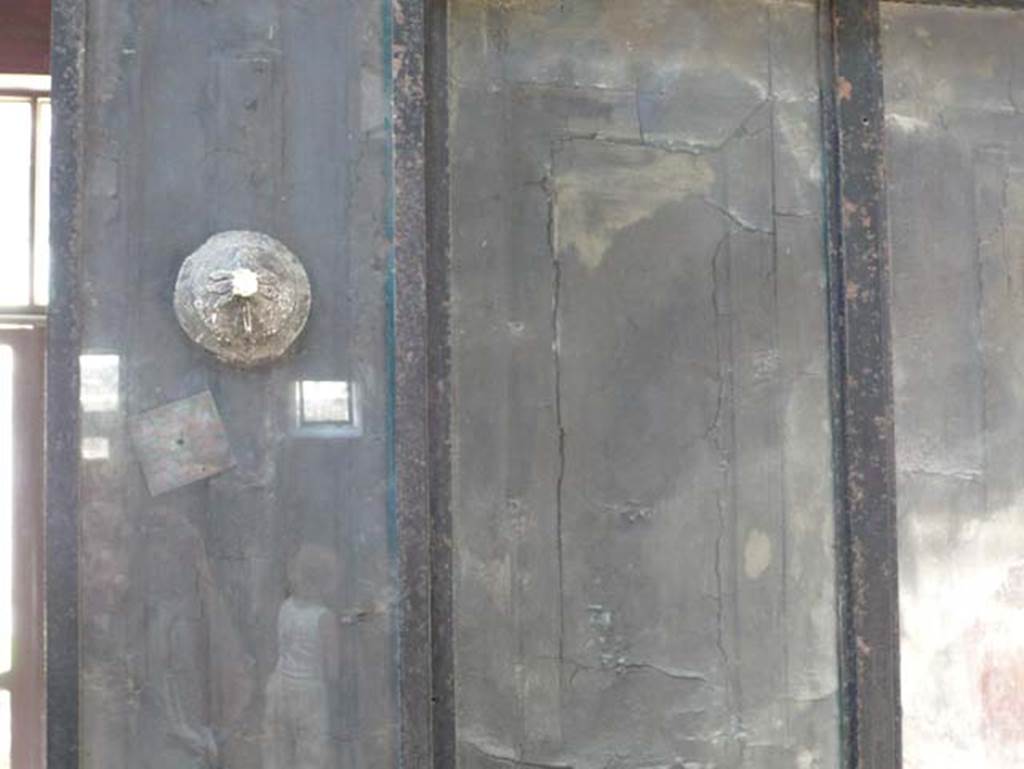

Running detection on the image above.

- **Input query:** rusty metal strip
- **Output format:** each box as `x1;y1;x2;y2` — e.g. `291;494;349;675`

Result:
392;0;436;767
393;3;454;766
424;0;455;767
820;1;902;767
46;1;85;768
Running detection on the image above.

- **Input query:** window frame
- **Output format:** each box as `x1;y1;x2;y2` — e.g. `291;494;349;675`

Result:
0;72;49;769
0;326;46;769
0;80;51;317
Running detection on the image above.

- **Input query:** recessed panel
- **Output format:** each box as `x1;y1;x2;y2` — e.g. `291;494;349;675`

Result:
883;5;1024;768
74;2;398;768
449;2;837;766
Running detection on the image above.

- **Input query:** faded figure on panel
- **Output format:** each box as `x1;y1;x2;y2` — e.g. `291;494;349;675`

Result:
142;504;254;769
263;544;342;769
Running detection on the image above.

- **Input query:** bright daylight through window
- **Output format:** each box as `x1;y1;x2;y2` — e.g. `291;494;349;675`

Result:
0;71;49;769
0;74;50;310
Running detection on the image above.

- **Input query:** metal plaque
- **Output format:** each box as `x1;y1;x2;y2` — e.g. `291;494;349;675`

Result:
129;391;235;495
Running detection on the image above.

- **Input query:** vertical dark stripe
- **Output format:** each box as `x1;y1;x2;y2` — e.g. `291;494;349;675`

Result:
393;1;434;768
820;2;902;768
425;0;455;767
46;2;84;769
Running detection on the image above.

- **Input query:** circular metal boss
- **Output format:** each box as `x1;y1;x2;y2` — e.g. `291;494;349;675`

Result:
174;231;312;367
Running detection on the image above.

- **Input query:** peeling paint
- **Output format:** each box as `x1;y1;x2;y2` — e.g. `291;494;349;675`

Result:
836;76;853;102
743;529;773;580
554;143;714;270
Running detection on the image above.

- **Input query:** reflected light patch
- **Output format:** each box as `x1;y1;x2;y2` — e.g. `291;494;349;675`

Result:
81;436;110;461
80;354;120;412
296;380;353;426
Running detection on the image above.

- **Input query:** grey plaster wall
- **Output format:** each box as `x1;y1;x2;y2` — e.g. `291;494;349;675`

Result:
448;2;839;768
75;2;397;768
882;5;1024;768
